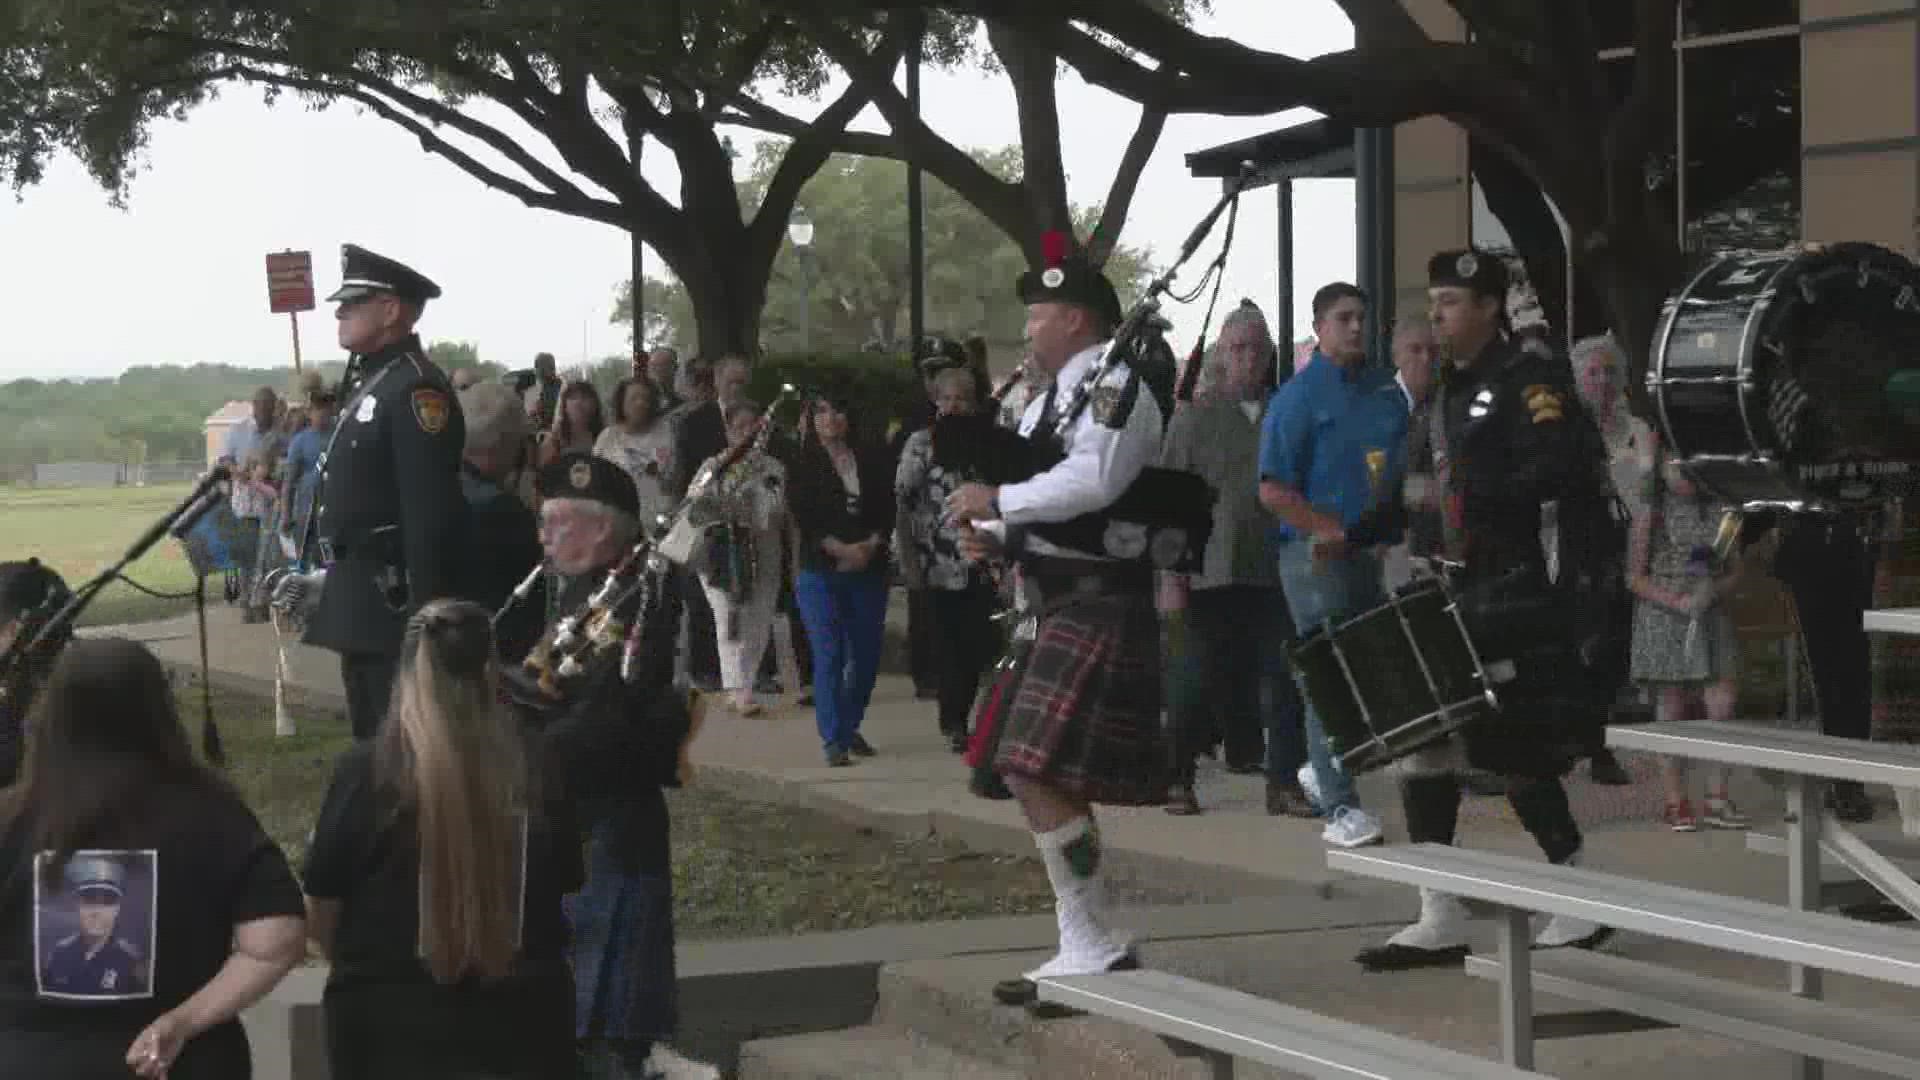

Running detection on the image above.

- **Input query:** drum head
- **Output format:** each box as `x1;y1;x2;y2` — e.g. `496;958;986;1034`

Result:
1653;244;1920;506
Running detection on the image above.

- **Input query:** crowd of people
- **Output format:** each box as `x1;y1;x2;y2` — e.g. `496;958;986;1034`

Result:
0;229;1893;1076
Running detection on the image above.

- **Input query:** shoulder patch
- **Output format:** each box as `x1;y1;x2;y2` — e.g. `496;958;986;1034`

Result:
1522;383;1564;424
411;388;451;434
1090;368;1144;429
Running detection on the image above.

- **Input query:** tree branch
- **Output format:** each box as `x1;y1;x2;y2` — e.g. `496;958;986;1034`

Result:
1331;0;1430;49
750;32;907;274
699;19;784;119
716;96;910;162
987;19;1072;245
802;15;1030;242
1086;99;1166;267
222;65;628;228
1602;0;1679;255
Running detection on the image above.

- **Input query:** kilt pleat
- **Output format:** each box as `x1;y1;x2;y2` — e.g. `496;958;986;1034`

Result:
992;593;1167;806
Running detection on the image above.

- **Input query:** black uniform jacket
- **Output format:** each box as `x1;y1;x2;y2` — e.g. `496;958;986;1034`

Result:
305;336;469;657
523;568;692;875
460;463;545;663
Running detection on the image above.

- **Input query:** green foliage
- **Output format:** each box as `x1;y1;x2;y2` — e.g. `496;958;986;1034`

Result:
424;339;486;373
750;350;923;440
0;362;340;475
613;147;1156;360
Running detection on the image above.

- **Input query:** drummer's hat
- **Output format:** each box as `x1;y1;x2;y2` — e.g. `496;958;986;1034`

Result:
326;244;443;307
1428;248;1509;301
1017;230;1124;327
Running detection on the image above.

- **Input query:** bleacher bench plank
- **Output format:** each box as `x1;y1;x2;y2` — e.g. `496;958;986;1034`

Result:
1606;721;1920;789
1327;845;1920;989
1463;950;1920;1078
1036;969;1536;1079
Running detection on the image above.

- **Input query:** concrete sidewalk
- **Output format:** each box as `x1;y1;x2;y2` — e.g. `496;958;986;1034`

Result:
96;600;1821;904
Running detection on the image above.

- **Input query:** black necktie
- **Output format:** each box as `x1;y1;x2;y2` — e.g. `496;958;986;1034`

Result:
1033;385;1061;443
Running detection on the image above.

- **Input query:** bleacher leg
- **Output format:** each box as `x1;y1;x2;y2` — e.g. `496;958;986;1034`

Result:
1202;1048;1233;1080
1785;772;1826;1080
1495;907;1535;1070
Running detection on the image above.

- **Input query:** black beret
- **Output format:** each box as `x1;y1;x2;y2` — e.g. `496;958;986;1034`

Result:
1427;248;1509;300
1017;232;1124;326
537;452;640;518
915;335;969;373
326;244;443;306
0;559;69;622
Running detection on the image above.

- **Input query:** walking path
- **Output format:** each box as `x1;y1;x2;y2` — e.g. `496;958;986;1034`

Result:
93;598;1812;901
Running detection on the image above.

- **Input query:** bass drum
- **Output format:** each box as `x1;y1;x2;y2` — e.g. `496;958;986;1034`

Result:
1649;243;1920;507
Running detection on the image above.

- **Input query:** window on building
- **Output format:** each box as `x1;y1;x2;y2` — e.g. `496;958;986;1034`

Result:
1681;35;1801;255
1683;0;1798;40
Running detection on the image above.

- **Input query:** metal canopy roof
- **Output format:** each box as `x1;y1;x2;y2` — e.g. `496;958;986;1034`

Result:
1185;116;1357;188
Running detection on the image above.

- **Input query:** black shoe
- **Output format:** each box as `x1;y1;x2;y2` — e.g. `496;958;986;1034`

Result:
1265;780;1316;818
993;951;1139;1010
970;773;1013;800
1829;781;1875;823
1354;942;1472;972
1587;749;1633;787
849;734;876;757
825;748;853;767
947;731;969;754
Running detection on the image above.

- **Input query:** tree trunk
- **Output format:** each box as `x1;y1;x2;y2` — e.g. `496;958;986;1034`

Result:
1471;140;1571;344
1580;225;1685;421
675;256;766;359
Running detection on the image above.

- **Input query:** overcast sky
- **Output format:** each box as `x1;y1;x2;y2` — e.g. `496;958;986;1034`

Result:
0;0;1357;381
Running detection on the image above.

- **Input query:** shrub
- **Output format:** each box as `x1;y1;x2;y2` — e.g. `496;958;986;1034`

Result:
748;351;924;443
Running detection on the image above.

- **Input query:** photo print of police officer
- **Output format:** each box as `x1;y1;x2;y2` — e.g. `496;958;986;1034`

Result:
34;851;156;1001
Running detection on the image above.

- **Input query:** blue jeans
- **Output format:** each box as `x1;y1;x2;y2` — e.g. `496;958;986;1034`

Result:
794;567;889;753
1276;541;1386;814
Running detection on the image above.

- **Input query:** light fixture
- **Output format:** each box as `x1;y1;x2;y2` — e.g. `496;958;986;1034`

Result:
788;210;815;248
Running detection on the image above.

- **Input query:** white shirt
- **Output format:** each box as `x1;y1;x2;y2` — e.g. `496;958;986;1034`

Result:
985;343;1163;559
1394;370;1417;414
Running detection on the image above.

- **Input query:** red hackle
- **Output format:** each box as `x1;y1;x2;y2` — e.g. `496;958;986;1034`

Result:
1041;230;1070;267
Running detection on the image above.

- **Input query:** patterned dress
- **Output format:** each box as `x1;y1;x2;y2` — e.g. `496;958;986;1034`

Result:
1629;492;1741;685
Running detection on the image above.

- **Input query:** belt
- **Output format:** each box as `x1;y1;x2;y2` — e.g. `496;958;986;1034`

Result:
1026;557;1152;600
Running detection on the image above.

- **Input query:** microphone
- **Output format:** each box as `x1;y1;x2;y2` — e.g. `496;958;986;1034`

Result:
169;484;229;540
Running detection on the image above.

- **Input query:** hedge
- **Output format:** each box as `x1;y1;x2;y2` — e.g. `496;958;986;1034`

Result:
746;351;924;443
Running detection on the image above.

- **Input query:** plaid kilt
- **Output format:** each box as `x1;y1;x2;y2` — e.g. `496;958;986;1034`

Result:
564;815;677;1042
992;592;1167;805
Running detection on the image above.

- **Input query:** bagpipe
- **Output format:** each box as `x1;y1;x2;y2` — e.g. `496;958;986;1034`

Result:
496;384;799;723
0;468;232;765
927;166;1268;573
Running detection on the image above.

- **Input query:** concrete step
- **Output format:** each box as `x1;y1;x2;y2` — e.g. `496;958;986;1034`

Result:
872;952;1232;1078
737;1024;1020;1080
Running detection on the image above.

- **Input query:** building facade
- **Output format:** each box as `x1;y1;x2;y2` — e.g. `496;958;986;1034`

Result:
1191;1;1908;349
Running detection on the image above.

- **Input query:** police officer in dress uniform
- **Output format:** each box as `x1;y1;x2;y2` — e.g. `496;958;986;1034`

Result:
42;857;144;997
303;245;468;739
947;236;1168;1014
1355;249;1614;971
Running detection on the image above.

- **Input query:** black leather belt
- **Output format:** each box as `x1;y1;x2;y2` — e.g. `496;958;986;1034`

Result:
1026;558;1152;600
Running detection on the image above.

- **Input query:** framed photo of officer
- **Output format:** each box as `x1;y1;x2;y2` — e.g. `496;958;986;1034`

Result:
33;850;157;1001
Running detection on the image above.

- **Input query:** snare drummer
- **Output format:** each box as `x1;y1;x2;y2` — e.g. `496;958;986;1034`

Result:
1355;250;1614;971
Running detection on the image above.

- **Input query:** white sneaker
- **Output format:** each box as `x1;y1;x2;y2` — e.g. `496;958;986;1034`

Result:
1298;764;1325;812
1322;806;1384;848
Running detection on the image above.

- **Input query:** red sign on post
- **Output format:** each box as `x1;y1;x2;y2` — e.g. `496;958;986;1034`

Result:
265;250;316;314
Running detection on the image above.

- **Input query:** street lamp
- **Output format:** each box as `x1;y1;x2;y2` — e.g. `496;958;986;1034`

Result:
790;209;815;352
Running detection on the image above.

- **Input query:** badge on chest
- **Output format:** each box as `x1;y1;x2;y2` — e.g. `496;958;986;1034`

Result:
356;396;377;423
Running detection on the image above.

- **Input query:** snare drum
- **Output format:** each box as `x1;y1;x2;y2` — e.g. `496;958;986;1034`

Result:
1650;244;1920;507
1290;580;1503;775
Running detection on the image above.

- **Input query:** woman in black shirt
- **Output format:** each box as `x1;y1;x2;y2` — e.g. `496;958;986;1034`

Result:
0;637;306;1079
789;392;897;766
303;599;581;1079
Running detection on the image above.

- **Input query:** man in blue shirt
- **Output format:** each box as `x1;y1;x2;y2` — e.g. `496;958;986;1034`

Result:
1257;282;1408;849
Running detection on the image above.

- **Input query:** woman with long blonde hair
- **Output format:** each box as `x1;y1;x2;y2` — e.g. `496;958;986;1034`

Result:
302;599;579;1079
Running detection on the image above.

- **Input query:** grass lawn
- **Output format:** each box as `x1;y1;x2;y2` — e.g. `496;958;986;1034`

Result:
5;483;213;627
193;684;1213;944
